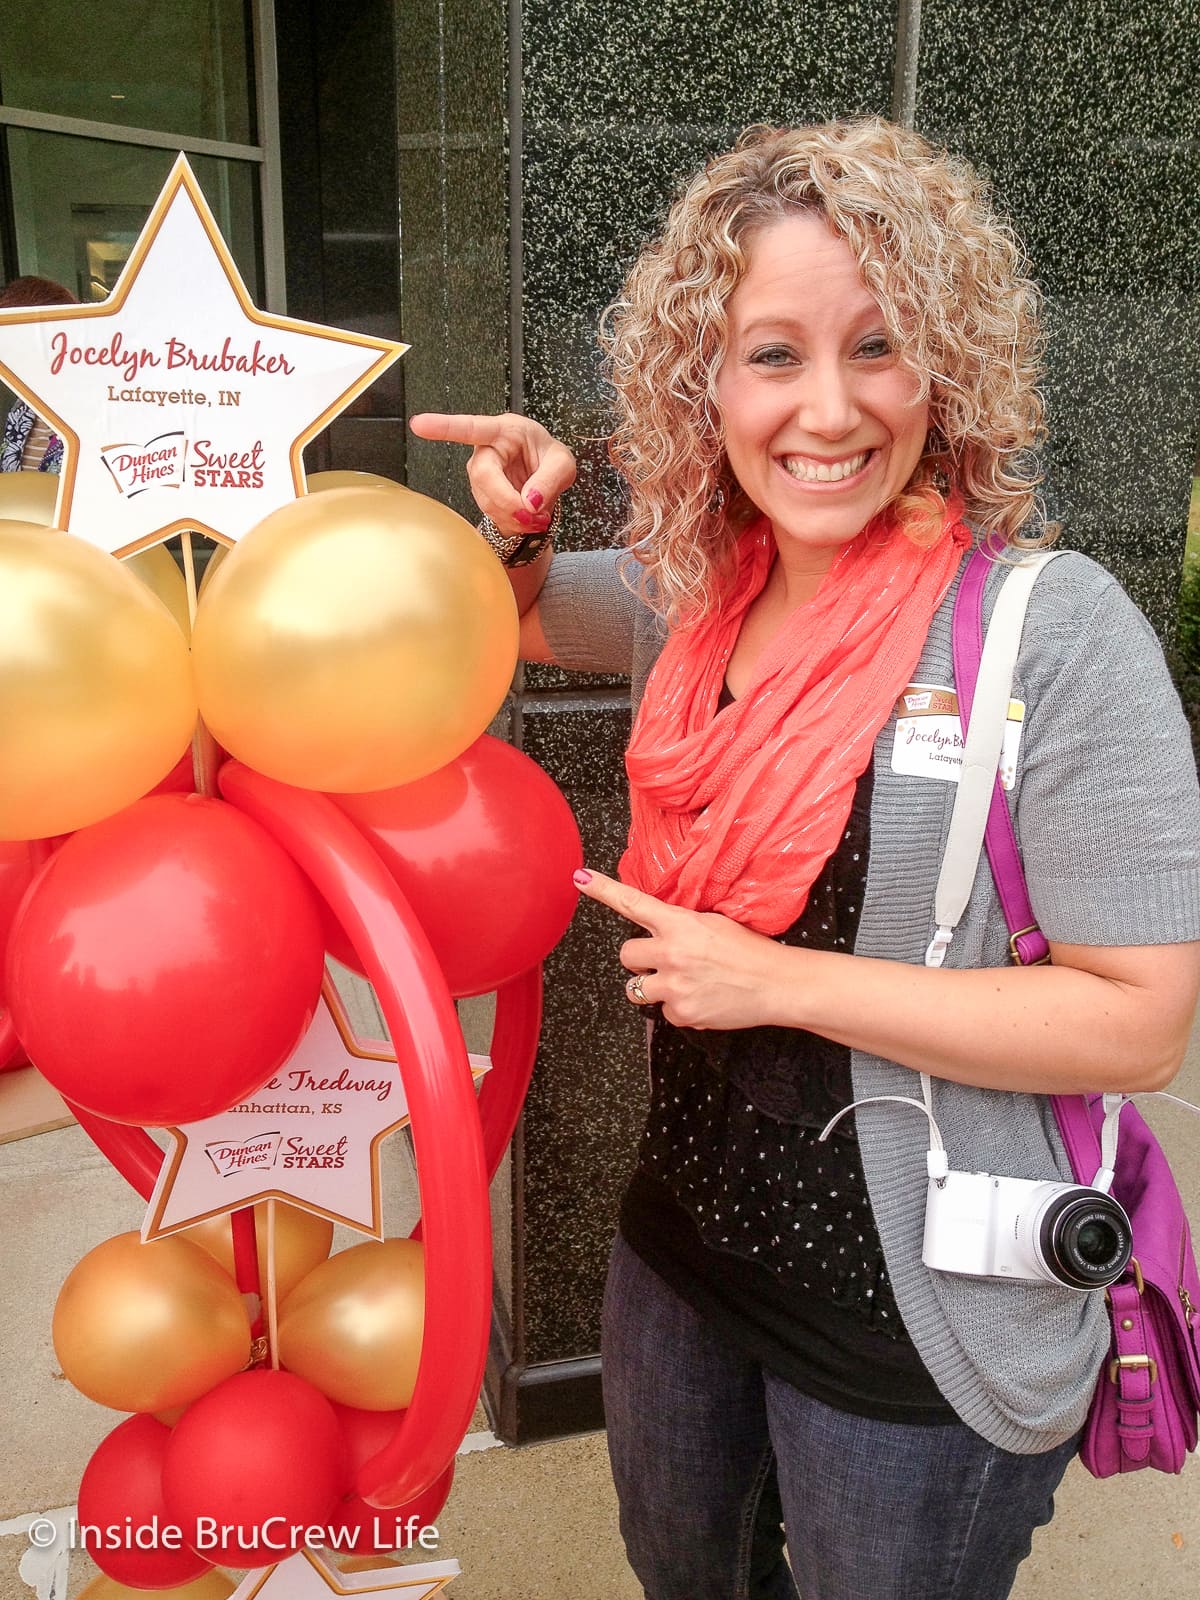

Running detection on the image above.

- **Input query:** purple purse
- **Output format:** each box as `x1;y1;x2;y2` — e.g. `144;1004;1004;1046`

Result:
953;543;1200;1476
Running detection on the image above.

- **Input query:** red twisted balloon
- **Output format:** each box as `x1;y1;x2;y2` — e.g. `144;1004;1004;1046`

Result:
478;965;542;1178
409;962;542;1250
218;762;489;1507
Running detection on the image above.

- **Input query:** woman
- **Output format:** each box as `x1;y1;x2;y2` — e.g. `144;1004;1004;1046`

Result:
412;120;1200;1600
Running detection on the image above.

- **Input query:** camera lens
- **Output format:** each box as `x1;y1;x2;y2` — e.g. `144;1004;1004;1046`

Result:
1076;1220;1118;1266
1037;1189;1132;1289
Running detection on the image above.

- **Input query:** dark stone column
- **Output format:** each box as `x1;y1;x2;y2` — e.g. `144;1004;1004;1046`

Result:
394;0;509;515
494;0;899;1442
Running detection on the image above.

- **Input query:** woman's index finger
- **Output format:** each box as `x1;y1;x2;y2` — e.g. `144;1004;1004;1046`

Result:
575;869;670;932
408;412;503;448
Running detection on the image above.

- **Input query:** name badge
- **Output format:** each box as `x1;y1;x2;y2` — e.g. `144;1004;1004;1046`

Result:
891;683;1025;790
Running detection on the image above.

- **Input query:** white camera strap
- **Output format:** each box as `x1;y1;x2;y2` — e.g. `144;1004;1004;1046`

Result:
820;1088;950;1184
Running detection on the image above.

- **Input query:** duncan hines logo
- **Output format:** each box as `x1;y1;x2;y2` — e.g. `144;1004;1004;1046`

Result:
100;434;265;496
205;1131;282;1177
101;431;187;496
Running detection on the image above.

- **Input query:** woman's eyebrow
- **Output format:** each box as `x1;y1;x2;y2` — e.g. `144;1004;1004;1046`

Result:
734;308;885;338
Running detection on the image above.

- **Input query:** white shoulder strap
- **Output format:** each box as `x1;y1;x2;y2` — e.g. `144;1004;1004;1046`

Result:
820;550;1063;1181
924;551;1061;969
915;550;1056;1177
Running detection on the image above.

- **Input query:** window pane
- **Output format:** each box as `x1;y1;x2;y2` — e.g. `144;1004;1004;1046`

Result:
3;128;261;302
0;0;254;146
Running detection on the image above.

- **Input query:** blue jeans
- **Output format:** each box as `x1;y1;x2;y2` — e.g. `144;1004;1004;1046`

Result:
602;1235;1078;1600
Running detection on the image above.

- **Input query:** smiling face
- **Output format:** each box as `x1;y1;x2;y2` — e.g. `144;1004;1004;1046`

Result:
715;212;930;574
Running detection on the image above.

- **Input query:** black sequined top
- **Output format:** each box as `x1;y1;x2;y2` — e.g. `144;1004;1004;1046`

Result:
619;764;956;1422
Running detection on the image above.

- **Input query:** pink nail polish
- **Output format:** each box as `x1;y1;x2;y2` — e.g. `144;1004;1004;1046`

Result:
514;508;535;528
527;488;545;510
573;869;592;887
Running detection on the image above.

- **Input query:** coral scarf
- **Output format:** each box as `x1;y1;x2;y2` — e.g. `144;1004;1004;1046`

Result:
620;508;972;934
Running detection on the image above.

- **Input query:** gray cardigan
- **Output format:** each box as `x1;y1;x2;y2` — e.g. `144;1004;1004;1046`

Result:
539;545;1200;1453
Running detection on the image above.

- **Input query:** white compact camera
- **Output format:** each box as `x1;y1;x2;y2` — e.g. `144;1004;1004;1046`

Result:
922;1169;1133;1291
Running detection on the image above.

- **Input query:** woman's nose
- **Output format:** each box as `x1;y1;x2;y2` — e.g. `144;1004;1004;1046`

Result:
797;360;861;438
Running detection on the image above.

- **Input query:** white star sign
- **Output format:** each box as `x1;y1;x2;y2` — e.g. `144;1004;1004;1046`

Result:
0;154;405;556
142;980;490;1241
229;1549;459;1599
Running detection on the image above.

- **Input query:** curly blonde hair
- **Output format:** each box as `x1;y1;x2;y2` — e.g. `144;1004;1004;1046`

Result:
601;119;1049;623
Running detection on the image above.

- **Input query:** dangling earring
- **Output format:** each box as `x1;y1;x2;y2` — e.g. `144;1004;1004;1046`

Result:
924;429;950;496
707;481;726;516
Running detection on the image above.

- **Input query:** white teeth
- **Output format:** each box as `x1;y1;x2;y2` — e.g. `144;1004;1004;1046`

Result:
783;450;869;483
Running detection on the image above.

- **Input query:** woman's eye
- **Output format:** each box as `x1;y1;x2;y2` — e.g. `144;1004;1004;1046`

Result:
749;345;796;368
857;336;892;360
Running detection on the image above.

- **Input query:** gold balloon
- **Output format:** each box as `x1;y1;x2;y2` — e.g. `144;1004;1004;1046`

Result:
124;544;191;635
191;488;519;792
277;1238;424;1409
77;1572;236;1600
184;1202;334;1304
306;470;415;495
0;522;197;840
53;1231;251;1413
0;469;57;524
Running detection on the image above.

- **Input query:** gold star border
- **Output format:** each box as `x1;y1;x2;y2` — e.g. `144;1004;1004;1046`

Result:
234;1547;457;1597
0;153;405;555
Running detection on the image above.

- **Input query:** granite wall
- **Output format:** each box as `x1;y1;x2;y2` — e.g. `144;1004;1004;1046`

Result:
382;0;1200;1440
914;0;1200;635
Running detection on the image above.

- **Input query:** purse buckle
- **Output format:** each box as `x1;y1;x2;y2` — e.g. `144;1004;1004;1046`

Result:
1104;1257;1146;1305
1007;925;1051;965
1109;1353;1157;1387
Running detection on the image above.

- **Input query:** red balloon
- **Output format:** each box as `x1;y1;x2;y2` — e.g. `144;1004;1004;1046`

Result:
0;841;35;966
0;840;35;1071
162;1369;347;1566
316;895;362;972
77;1414;213;1589
330;735;582;996
327;1406;452;1553
5;794;325;1125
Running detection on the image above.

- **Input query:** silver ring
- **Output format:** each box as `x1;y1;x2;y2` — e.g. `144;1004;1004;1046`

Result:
626;973;647;1004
